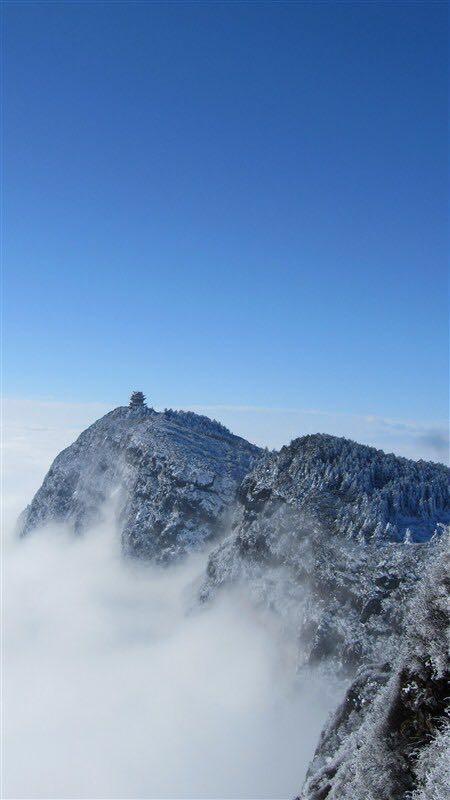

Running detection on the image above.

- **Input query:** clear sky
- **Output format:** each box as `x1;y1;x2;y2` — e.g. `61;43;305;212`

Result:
4;1;448;430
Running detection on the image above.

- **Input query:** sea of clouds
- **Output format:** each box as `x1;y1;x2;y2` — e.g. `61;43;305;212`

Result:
2;399;338;799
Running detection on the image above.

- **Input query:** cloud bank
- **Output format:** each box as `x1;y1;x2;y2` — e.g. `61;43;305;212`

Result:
3;516;337;799
3;393;444;798
2;397;338;799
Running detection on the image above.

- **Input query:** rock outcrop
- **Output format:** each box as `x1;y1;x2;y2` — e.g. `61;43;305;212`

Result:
200;434;449;671
196;434;449;798
18;405;261;561
18;417;449;796
298;531;449;800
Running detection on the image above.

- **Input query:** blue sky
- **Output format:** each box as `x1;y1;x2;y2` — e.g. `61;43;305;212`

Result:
4;1;448;436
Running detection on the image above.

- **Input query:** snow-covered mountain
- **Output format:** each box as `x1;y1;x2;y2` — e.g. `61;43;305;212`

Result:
298;531;449;800
18;404;261;561
235;433;448;544
200;434;449;670
17;411;449;797
196;434;449;799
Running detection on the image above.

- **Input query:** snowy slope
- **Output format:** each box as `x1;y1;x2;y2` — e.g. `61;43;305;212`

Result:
234;434;449;544
18;405;261;561
18;419;449;795
197;434;449;797
298;530;449;800
200;435;449;670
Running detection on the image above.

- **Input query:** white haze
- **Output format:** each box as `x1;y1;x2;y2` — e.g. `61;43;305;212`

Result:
3;517;336;799
2;403;339;799
3;395;448;470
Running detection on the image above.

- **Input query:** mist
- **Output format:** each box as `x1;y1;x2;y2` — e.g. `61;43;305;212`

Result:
2;406;342;799
3;515;341;799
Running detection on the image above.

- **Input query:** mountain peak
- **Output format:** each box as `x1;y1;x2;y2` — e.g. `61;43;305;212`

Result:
243;432;449;544
18;405;261;561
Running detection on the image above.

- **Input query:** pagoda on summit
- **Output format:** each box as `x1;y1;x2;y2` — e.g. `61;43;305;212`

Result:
129;390;147;409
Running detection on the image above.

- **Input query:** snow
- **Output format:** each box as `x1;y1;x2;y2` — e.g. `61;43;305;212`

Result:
299;530;449;800
17;415;449;796
18;405;261;561
200;434;449;672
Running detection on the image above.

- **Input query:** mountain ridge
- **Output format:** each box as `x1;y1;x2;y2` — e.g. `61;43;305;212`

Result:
18;404;262;561
199;433;449;673
17;405;450;798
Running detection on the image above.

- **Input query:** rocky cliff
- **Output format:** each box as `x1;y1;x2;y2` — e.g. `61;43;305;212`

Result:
199;434;449;670
18;416;449;797
298;531;449;800
196;434;449;799
18;404;261;561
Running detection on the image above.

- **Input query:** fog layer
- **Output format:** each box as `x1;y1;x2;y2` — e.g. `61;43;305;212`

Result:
3;413;337;799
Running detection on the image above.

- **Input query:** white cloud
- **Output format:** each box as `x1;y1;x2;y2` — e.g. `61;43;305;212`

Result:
2;396;339;799
2;395;111;525
3;517;337;799
2;394;445;797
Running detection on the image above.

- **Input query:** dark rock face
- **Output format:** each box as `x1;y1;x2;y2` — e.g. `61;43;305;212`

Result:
18;406;261;561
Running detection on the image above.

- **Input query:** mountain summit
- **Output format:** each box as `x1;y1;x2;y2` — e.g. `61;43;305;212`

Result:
18;402;261;561
17;405;449;797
